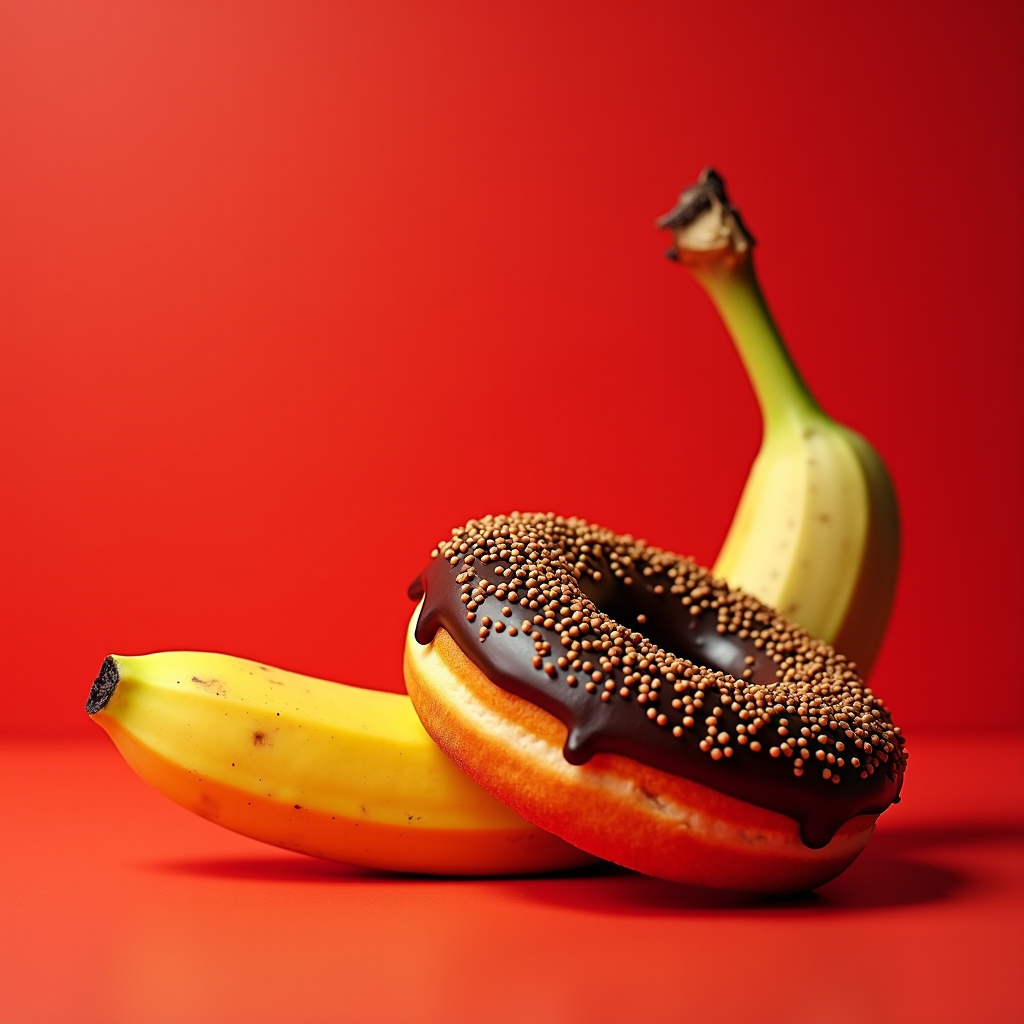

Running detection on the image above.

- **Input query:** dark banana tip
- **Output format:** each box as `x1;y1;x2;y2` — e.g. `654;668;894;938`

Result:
655;166;725;230
656;166;756;247
86;656;119;715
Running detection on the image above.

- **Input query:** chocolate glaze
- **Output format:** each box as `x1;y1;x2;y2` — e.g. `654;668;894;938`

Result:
410;517;905;849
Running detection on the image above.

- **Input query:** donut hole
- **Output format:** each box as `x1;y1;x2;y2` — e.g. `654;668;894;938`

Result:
576;570;778;685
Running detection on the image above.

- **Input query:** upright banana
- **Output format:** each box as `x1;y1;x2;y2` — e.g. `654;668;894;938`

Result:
658;168;899;676
86;651;595;875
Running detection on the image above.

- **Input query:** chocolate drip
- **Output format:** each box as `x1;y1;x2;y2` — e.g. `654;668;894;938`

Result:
409;519;904;849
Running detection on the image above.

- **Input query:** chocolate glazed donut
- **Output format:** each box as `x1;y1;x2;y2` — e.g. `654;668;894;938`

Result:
405;512;906;893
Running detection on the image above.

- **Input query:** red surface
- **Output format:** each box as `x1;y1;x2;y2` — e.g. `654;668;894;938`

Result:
2;733;1022;1023
1;2;1023;737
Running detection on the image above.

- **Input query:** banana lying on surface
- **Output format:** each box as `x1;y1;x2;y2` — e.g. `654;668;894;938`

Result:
659;169;899;677
86;651;595;875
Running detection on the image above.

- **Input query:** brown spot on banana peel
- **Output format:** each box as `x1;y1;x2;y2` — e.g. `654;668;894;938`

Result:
196;791;220;822
191;676;227;697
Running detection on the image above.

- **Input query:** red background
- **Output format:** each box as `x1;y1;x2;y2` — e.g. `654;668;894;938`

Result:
2;5;1023;1023
2;1;1022;737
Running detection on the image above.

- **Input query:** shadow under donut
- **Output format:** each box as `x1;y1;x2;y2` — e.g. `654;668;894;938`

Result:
508;819;1024;915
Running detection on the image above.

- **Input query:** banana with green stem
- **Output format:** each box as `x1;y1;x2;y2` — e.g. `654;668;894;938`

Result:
658;168;899;677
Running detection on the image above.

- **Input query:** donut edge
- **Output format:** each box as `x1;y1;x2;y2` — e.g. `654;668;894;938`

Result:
403;606;876;895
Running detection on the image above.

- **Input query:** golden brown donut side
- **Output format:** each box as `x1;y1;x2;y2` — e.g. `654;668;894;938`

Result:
404;613;876;895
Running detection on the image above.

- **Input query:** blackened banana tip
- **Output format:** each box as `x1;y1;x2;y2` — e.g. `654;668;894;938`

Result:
86;656;119;715
656;188;712;231
656;167;756;249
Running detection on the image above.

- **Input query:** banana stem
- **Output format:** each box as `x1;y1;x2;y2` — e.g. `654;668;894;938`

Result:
657;168;823;435
691;255;821;434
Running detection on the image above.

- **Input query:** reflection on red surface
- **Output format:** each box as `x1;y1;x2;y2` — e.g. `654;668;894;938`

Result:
2;735;1021;1023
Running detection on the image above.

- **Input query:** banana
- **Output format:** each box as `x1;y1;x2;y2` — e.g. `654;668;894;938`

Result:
86;651;595;875
658;168;899;676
